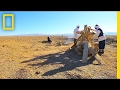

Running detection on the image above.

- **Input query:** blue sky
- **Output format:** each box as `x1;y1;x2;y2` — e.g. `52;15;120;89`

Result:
0;11;117;36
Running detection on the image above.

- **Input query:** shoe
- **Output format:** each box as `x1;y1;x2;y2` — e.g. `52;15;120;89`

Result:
98;51;102;56
98;51;104;56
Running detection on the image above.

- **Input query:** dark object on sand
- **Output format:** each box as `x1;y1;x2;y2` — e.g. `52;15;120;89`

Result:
47;36;52;43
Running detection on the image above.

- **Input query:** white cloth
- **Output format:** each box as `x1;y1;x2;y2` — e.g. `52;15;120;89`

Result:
94;25;99;29
73;27;79;39
92;29;106;41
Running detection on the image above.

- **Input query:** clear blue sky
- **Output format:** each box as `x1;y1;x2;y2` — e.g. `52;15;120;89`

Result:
0;11;117;36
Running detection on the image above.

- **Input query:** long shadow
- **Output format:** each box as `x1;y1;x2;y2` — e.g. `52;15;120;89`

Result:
21;49;95;76
41;40;49;43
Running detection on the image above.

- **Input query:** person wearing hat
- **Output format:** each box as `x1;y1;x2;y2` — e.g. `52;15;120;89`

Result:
92;24;106;55
73;25;81;45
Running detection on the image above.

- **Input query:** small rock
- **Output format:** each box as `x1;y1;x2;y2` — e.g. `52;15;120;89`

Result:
35;71;40;74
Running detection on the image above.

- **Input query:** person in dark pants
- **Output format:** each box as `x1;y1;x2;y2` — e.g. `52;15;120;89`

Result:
92;24;106;55
99;40;105;53
47;36;52;44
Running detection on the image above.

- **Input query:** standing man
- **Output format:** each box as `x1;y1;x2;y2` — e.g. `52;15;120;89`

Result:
73;25;81;45
92;24;106;55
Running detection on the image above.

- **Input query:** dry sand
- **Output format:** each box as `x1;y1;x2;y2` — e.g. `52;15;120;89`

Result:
0;35;117;79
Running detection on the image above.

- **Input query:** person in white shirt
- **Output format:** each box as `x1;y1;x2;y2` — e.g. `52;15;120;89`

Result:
73;25;81;45
92;24;106;55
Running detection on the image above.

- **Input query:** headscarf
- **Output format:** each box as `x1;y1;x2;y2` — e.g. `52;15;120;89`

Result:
94;24;99;30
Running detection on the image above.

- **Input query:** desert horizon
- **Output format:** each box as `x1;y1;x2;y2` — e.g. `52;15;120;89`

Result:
0;31;116;37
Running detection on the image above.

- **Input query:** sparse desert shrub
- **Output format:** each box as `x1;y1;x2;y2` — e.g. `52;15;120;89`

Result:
106;37;117;45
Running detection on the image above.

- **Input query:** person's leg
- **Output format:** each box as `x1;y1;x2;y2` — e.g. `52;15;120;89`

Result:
48;39;50;43
50;40;52;44
74;39;77;45
102;40;105;53
98;40;105;55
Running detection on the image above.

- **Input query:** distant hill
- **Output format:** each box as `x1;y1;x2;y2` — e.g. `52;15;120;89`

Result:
53;32;117;38
0;32;116;37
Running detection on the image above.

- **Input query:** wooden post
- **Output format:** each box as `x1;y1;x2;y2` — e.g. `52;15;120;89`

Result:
82;25;87;41
82;41;88;63
84;25;87;32
88;42;102;65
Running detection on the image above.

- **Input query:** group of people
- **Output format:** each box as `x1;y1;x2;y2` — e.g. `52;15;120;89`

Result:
73;24;106;55
47;24;106;55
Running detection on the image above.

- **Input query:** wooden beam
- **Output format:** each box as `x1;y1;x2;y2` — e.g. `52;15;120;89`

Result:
71;35;82;48
88;42;102;65
82;41;88;63
84;25;88;32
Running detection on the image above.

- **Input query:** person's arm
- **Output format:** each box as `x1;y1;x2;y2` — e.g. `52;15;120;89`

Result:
92;30;100;38
76;29;85;34
76;30;81;34
91;29;96;31
90;29;98;33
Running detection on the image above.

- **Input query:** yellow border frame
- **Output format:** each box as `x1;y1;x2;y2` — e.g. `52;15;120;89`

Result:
2;14;14;30
117;11;120;79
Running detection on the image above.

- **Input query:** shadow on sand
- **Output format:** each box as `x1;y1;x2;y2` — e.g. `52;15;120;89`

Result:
41;40;49;43
21;49;96;76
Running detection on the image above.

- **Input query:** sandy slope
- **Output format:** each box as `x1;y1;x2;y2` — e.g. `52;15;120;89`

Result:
0;35;117;79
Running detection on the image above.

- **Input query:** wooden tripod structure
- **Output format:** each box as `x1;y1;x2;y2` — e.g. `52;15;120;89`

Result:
71;25;102;65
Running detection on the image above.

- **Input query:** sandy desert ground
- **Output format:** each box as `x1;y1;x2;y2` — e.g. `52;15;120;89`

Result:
0;35;117;79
